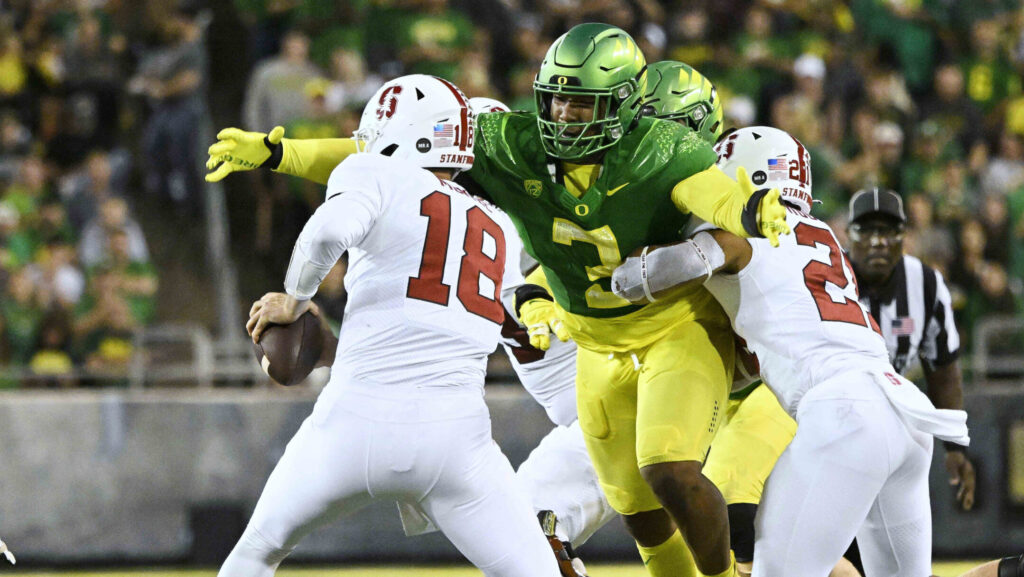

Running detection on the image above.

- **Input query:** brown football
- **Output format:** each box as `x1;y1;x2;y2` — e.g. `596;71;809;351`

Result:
253;311;325;386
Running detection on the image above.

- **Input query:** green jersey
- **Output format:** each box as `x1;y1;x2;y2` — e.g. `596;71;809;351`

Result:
470;112;717;319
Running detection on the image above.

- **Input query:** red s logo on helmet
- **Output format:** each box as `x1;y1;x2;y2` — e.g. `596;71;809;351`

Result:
376;85;403;120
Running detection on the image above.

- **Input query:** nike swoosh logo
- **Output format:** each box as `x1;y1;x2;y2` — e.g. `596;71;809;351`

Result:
607;182;629;196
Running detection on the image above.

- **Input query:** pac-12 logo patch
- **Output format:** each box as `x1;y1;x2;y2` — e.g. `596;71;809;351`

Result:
524;179;543;198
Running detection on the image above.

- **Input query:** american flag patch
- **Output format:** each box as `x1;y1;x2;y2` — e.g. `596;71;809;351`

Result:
767;156;788;179
891;317;915;336
433;124;455;147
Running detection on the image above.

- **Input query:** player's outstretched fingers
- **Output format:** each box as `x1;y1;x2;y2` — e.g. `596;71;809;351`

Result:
215;127;246;142
206;162;234;183
207;139;236;158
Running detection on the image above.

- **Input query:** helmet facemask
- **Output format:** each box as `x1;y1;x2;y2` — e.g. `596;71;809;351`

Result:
535;77;643;160
532;23;648;161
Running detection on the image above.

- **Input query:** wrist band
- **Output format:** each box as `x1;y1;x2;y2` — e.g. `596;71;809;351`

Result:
741;188;771;238
640;246;657;303
689;238;714;281
264;136;284;170
514;284;553;318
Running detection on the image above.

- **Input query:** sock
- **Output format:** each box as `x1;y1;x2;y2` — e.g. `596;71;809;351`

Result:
637;530;698;577
701;550;737;577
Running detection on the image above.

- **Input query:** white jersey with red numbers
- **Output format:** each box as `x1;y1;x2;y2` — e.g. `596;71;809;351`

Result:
285;152;519;390
705;209;892;415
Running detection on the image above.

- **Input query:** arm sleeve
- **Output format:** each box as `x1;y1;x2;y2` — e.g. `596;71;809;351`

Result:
284;175;383;299
670;165;752;238
275;138;365;185
919;270;961;370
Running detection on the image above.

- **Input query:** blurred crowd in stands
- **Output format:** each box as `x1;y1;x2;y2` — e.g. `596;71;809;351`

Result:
0;0;174;386
1;0;1023;386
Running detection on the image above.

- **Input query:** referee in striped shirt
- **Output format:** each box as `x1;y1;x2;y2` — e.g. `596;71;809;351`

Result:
846;187;976;510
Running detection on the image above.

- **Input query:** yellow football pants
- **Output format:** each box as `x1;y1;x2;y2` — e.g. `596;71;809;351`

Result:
703;383;797;506
576;317;734;515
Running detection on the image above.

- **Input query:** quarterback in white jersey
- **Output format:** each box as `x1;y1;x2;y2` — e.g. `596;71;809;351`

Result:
611;126;969;577
224;75;560;577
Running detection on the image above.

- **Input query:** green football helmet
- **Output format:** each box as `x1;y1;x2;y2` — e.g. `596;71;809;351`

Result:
641;60;723;144
534;23;648;160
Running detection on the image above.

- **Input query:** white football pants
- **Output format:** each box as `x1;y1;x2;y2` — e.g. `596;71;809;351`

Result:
218;382;561;577
516;420;618;547
753;372;934;577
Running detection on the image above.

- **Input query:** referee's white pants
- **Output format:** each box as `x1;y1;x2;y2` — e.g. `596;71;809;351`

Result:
516;420;618;547
217;381;560;577
753;372;933;577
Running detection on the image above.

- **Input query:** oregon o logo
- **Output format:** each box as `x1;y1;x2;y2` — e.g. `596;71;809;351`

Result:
574;204;589;216
557;76;568;85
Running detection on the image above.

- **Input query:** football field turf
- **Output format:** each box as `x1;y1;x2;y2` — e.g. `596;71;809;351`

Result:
6;561;988;576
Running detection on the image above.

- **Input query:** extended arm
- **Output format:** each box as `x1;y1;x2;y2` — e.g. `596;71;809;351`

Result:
670;165;790;246
611;229;752;304
206;127;363;185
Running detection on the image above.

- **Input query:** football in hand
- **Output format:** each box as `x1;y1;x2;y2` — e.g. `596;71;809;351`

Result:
252;311;325;386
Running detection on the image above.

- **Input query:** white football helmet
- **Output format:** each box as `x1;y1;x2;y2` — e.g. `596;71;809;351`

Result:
469;97;510;114
356;75;475;174
714;126;813;213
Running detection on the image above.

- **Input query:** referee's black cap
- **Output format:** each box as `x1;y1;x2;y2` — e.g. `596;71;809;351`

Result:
848;187;906;224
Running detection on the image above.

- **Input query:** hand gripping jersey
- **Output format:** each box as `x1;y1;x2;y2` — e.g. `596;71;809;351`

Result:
285;153;520;389
705;209;893;415
470;113;717;318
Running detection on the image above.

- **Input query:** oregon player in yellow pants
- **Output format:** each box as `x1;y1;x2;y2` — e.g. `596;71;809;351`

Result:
530;258;795;575
704;381;796;572
631;60;796;575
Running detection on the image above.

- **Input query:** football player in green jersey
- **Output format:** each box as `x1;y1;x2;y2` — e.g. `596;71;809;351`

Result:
641;60;797;577
205;24;791;577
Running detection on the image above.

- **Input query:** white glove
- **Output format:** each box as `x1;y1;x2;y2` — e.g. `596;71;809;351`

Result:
611;232;725;304
0;538;16;564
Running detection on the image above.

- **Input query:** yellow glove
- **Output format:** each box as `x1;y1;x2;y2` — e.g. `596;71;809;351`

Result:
737;166;791;247
205;126;285;182
517;298;570;351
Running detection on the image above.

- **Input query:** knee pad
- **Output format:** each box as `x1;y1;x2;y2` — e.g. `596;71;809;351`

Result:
728;503;757;563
